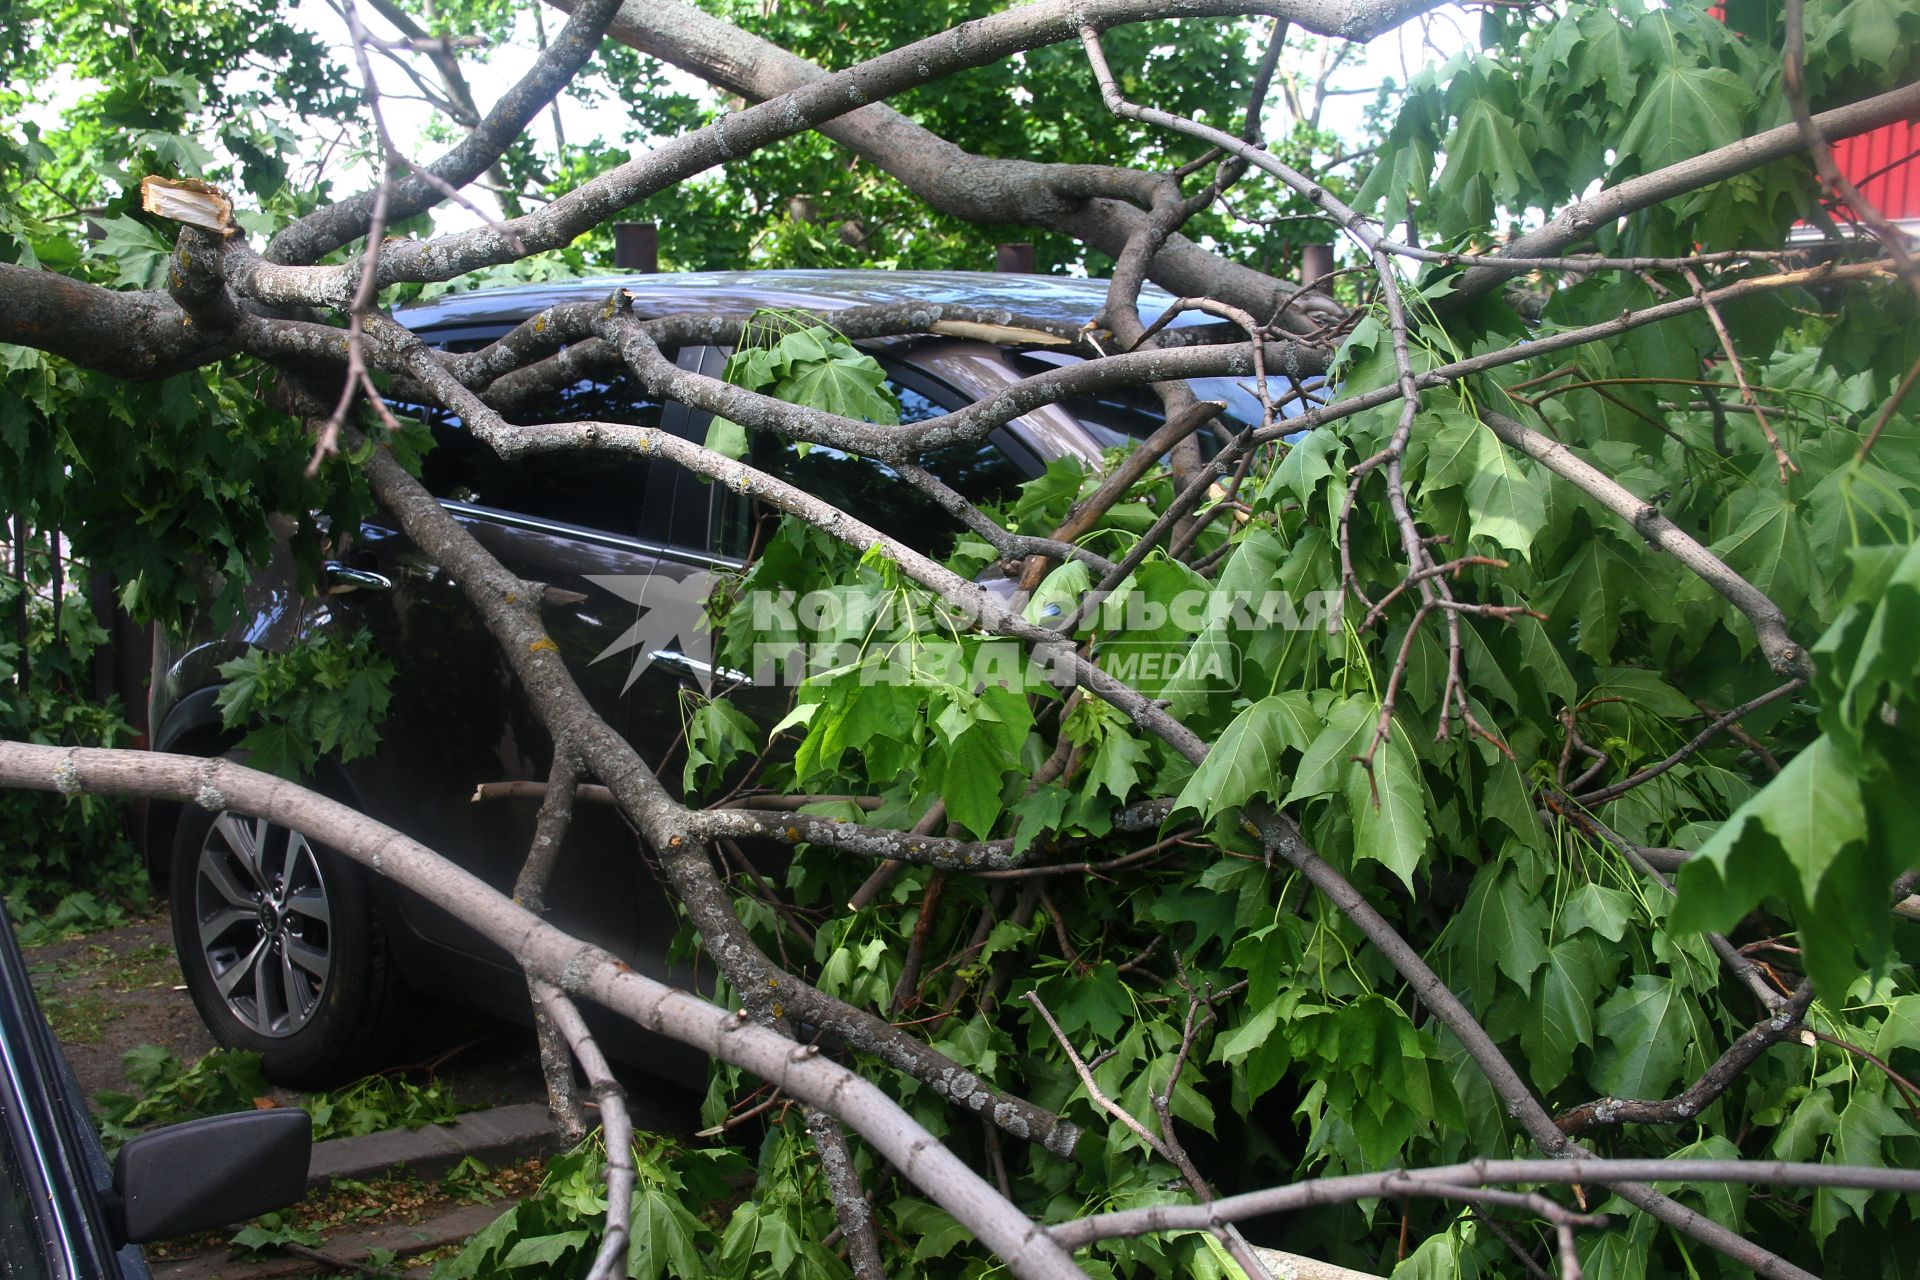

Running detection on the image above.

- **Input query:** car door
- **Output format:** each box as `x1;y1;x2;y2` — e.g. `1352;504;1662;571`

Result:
339;341;718;994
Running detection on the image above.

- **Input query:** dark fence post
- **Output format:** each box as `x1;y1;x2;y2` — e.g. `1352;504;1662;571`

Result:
1302;244;1335;290
48;526;60;677
11;514;26;696
613;222;659;273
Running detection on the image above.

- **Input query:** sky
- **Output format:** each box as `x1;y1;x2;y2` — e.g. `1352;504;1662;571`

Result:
288;0;1472;239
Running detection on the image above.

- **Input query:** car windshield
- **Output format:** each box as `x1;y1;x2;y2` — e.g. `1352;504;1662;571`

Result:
1006;351;1309;448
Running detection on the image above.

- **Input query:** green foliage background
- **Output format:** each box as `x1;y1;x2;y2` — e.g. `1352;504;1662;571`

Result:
0;554;140;914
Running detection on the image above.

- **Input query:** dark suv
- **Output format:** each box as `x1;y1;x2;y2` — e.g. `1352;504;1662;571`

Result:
145;270;1274;1086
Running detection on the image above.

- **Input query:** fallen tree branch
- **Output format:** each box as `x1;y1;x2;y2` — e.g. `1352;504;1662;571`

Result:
1554;984;1815;1137
351;440;1082;1157
1450;79;1920;300
806;1111;886;1280
1573;679;1806;806
1476;408;1810;678
1024;991;1275;1280
1250;807;1816;1280
1048;1156;1920;1249
222;0;1442;307
552;0;1406;327
530;978;634;1280
0;742;1090;1280
1782;0;1920;307
516;752;589;1139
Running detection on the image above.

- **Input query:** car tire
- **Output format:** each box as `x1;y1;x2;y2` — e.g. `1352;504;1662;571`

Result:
169;782;407;1088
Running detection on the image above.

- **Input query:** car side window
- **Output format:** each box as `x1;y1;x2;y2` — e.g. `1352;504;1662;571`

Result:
406;336;671;539
713;372;1029;559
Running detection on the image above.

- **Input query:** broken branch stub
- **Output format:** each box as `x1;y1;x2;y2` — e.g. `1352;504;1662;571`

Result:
140;175;235;236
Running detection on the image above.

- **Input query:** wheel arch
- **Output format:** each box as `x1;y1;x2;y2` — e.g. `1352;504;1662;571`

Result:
146;687;238;891
144;688;362;892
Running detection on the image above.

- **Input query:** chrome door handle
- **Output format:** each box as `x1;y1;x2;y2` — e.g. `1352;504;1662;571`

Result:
322;562;394;595
648;650;752;686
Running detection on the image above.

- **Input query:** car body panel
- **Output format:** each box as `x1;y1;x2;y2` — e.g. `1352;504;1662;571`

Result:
343;513;689;969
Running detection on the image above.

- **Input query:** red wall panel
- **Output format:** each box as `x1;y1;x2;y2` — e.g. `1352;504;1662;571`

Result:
1830;120;1920;220
1705;3;1918;219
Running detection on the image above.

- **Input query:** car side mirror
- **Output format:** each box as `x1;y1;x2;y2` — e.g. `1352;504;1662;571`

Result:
111;1109;312;1243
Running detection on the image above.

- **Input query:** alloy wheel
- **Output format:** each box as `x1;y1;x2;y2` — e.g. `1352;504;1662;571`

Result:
192;814;333;1037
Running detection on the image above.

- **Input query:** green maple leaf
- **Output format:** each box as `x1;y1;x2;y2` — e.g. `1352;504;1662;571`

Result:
939;727;1011;838
1617;64;1751;172
1173;692;1317;821
627;1186;710;1280
1560;882;1634;942
1521;938;1601;1091
1818;0;1920;78
1533;530;1674;663
1446;868;1551;1003
500;1227;589;1270
1573;9;1641;111
89;215;176;290
1283;695;1375;804
1343;728;1431;892
1592;974;1707;1099
773;354;899;425
1415;408;1483;496
1463;434;1547;556
1710;484;1821;626
1438;98;1538;220
1671;733;1888;997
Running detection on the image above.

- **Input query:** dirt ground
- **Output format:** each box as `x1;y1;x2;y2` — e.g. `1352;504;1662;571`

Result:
25;912;222;1099
23;907;551;1112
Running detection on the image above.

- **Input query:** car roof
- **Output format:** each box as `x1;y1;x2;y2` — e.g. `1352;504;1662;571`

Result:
393;269;1195;333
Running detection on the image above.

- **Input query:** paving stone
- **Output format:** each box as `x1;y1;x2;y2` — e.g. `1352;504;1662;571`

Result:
305;1102;562;1187
150;1199;511;1280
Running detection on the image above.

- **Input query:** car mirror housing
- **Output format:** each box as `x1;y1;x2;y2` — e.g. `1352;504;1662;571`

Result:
110;1109;312;1243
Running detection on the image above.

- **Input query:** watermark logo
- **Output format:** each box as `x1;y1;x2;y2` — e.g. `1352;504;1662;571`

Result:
583;570;1329;692
583;571;714;692
1098;640;1242;691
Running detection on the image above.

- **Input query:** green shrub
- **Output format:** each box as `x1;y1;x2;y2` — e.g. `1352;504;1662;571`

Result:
0;566;142;919
432;1133;752;1280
